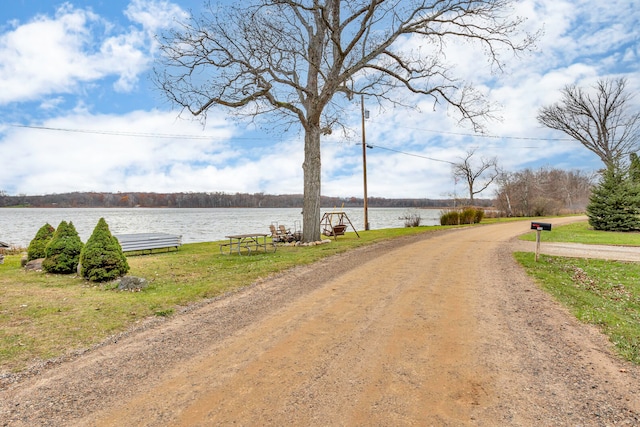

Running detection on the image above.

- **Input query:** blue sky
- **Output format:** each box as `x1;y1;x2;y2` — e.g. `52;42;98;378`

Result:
1;0;639;199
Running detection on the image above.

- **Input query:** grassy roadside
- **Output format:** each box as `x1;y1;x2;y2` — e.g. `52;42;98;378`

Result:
515;220;640;364
519;220;640;245
0;225;447;373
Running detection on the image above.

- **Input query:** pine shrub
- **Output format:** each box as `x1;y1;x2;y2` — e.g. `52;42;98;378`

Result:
587;168;640;231
42;221;84;274
27;223;55;261
80;218;129;282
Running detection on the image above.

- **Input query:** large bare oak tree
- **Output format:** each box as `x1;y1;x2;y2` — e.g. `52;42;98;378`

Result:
537;78;640;172
155;0;536;242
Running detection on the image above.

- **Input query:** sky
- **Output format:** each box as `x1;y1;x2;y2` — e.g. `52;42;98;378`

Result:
1;0;639;200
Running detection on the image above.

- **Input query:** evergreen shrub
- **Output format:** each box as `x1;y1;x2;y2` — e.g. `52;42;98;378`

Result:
27;223;55;261
42;221;84;274
587;168;640;231
80;218;129;282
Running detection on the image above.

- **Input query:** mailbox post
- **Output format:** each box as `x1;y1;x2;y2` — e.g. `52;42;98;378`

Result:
531;222;552;261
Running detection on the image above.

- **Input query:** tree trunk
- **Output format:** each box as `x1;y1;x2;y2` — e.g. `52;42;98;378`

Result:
302;124;322;242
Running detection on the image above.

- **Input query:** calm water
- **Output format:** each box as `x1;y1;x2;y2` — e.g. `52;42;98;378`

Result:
0;207;442;247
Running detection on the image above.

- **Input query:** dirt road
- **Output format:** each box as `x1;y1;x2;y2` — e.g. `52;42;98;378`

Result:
1;218;639;426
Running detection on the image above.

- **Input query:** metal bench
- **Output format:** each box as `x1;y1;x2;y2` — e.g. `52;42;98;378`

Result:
114;233;182;253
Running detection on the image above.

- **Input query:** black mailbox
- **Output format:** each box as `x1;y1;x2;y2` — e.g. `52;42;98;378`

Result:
531;222;552;231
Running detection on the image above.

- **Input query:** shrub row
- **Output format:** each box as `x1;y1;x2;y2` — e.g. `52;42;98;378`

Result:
440;208;485;226
27;218;129;282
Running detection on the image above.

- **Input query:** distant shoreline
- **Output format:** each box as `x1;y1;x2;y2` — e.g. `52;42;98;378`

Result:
0;205;459;210
0;191;493;210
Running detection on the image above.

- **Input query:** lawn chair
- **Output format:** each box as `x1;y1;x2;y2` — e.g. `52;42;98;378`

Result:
278;225;295;242
269;224;282;242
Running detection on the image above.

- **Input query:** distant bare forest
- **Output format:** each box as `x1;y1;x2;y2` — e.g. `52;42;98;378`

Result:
0;191;494;209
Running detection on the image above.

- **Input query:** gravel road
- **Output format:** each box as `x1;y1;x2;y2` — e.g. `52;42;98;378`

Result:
1;217;639;426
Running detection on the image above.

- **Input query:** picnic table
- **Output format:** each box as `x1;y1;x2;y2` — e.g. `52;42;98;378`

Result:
219;233;277;255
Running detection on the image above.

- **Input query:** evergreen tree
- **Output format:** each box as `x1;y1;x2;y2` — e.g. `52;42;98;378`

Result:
587;168;640;231
629;153;640;184
42;221;84;274
80;218;129;282
27;223;55;261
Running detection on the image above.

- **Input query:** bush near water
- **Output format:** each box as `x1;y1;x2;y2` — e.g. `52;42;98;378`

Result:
440;208;485;226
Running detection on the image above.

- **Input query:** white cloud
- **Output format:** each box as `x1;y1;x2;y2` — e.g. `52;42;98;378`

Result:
98;31;149;92
0;7;102;104
0;1;187;105
125;0;189;35
1;109;238;193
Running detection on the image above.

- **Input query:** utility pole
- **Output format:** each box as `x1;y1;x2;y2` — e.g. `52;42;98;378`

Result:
361;94;370;230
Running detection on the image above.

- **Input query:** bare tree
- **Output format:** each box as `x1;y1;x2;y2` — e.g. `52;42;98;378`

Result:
494;167;594;217
494;170;517;216
155;0;536;242
451;148;499;204
537;78;640;172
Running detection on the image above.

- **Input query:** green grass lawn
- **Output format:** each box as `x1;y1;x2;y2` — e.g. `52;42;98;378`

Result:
519;220;640;246
0;225;443;373
515;220;640;364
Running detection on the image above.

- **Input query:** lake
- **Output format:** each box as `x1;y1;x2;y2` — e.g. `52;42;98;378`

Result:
0;207;444;248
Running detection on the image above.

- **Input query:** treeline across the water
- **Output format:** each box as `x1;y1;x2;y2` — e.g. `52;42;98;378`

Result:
0;191;494;209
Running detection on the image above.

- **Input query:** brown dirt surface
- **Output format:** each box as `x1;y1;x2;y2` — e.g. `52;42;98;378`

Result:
1;217;639;426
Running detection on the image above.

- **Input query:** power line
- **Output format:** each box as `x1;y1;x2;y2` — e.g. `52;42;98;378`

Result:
366;144;456;165
4;123;257;141
6;122;573;143
403;126;574;142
